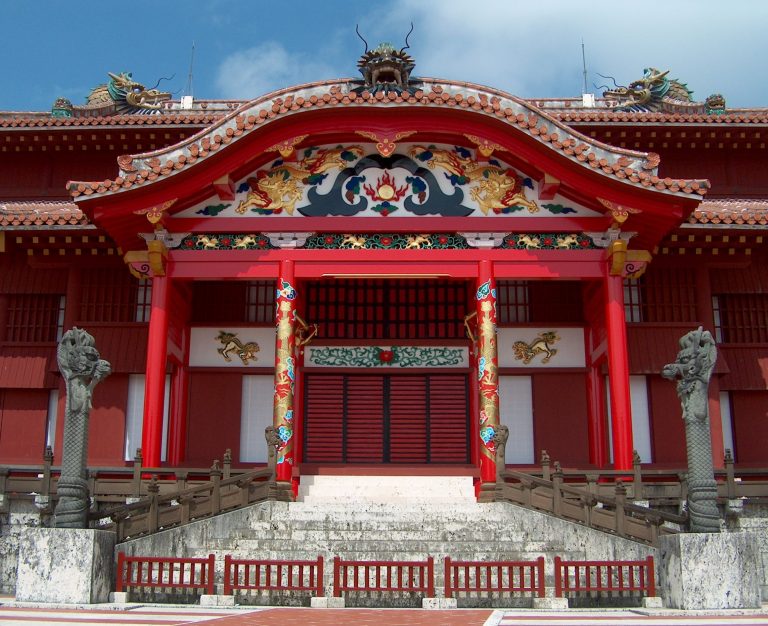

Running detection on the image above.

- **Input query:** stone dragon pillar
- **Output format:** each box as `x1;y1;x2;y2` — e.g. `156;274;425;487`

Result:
662;326;720;532
54;328;111;528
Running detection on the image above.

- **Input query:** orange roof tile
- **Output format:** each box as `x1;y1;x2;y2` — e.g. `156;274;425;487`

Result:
689;200;768;226
67;79;710;202
0;201;92;228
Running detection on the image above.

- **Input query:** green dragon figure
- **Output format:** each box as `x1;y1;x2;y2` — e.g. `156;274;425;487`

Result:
52;72;171;117
603;67;726;114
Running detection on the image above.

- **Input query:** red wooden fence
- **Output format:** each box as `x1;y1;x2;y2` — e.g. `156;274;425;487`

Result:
223;554;324;596
444;556;545;599
554;556;655;597
332;556;434;598
116;552;215;595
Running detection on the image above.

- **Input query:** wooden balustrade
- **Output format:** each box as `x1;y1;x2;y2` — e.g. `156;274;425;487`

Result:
496;467;688;545
224;555;324;596
333;556;435;598
116;552;215;595
554;556;655;598
444;556;545;599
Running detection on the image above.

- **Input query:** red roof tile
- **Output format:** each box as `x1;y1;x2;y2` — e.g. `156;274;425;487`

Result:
689;200;768;226
0;201;91;228
66;79;709;202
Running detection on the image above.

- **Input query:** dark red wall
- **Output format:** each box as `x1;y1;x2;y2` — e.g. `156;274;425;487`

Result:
0;389;48;463
532;372;589;465
731;391;768;463
87;375;129;465
647;376;687;464
186;372;242;465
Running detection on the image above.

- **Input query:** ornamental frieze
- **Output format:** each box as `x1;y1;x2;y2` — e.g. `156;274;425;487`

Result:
303;233;469;249
500;233;597;249
306;345;468;368
174;142;603;221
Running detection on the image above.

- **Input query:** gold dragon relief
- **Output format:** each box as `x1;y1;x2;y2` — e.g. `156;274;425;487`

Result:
409;145;539;215
236;146;365;215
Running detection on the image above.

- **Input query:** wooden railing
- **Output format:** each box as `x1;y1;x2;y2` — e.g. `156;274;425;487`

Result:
224;555;324;597
496;467;688;545
444;556;544;599
333;556;435;598
116;552;215;595
554;556;655;598
95;463;279;541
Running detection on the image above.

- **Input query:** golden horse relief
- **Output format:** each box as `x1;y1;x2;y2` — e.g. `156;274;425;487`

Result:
513;331;560;365
216;331;260;365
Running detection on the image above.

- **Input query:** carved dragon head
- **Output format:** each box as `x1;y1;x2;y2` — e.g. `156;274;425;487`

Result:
84;72;171;114
603;68;671;111
353;25;417;95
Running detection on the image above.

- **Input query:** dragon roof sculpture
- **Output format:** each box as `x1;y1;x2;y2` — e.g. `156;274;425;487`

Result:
352;25;418;95
51;72;172;118
603;67;726;114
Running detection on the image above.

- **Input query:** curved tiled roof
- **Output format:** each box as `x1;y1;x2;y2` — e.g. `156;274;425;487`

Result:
0;112;223;128
0;201;91;228
689;199;768;225
67;78;709;202
3;198;766;230
554;109;768;125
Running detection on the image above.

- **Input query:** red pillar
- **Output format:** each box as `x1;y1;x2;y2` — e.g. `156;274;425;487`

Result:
586;354;608;467
142;276;169;468
167;360;189;465
604;273;634;470
476;260;499;485
273;261;297;483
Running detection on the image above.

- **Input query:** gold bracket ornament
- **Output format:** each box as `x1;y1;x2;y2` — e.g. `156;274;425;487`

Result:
268;135;309;159
124;239;168;279
294;313;318;347
133;199;177;227
356;130;416;157
607;239;653;278
464;134;505;159
598;198;641;226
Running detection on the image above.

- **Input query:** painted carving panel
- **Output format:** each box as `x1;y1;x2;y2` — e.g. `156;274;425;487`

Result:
189;327;276;367
497;327;586;368
174;143;603;220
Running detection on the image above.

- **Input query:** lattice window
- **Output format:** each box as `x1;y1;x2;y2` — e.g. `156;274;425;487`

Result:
497;281;530;324
712;293;768;343
623;280;643;323
6;293;63;343
246;281;275;324
639;268;697;323
304;279;467;340
80;267;149;323
135;279;152;323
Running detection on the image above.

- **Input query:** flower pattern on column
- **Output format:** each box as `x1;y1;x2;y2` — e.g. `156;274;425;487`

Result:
476;277;499;479
273;278;297;477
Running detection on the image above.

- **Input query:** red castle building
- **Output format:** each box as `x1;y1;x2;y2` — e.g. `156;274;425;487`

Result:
1;52;767;499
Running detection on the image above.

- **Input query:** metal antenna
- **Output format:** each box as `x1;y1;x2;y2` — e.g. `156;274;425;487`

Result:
185;41;196;98
581;39;588;94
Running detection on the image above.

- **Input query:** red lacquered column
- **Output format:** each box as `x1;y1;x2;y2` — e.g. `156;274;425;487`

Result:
273;261;297;482
476;260;500;485
142;276;169;468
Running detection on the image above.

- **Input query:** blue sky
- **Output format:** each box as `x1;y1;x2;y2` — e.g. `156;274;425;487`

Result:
2;0;767;112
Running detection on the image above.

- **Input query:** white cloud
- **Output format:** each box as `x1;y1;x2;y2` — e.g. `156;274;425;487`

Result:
364;0;768;107
215;41;340;100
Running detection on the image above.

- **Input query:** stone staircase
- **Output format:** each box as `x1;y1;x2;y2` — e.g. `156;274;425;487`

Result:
117;477;657;606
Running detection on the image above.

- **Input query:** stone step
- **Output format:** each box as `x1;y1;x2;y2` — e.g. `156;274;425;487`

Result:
229;527;530;543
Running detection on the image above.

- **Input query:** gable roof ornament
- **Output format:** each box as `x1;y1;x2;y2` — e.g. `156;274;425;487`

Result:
352;24;418;95
602;67;726;114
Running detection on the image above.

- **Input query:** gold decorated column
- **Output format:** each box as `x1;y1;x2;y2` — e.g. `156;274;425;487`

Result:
273;261;297;483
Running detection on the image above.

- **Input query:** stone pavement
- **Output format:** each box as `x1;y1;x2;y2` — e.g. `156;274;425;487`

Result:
1;605;768;626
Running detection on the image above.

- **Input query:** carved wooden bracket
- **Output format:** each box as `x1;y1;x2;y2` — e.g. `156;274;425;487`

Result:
607;239;652;278
598;198;641;225
124;239;168;279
